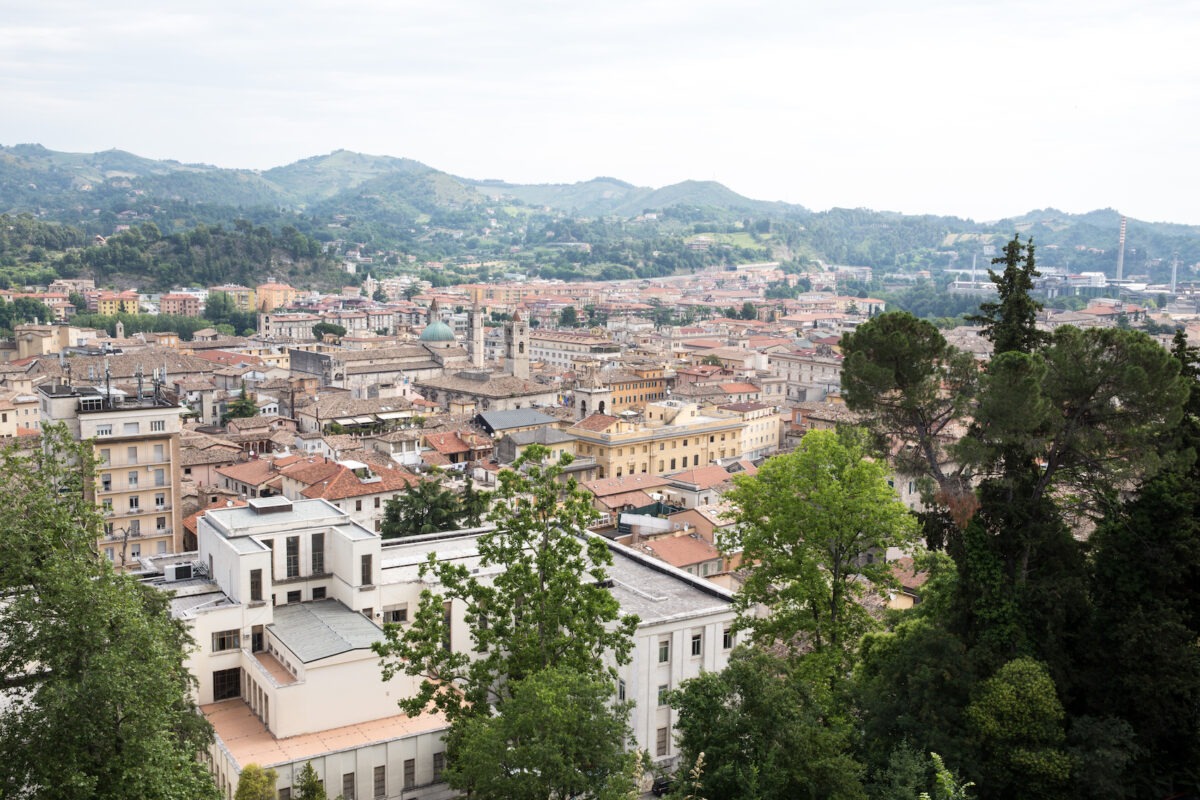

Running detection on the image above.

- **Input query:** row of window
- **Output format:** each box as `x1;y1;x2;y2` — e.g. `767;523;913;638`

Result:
657;628;734;664
93;419;167;436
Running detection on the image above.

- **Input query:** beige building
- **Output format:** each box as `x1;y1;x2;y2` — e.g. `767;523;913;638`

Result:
38;380;185;566
209;284;257;314
716;401;782;461
255;282;300;312
166;497;739;797
569;400;745;480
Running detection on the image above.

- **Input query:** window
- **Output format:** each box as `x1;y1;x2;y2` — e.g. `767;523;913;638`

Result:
278;790;291;800
361;554;372;586
128;470;139;487
657;684;669;706
212;629;240;652
250;569;263;602
287;590;301;604
128;496;139;511
355;499;362;512
96;424;113;436
104;547;114;561
618;678;626;701
151;419;165;432
213;668;240;701
693;454;700;466
433;752;445;782
124;422;139;434
691;633;703;657
375;765;387;797
311;532;325;574
375;496;381;508
265;539;275;578
99;448;111;464
658;638;670;663
155;492;166;509
285;536;299;578
402;759;415;789
383;605;408;624
656;726;669;757
129;542;140;558
156;515;166;531
342;773;355;800
154;468;165;486
101;474;112;491
312;587;326;600
723;628;733;649
127;446;138;464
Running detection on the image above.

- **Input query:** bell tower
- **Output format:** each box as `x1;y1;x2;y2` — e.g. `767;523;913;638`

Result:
505;310;529;379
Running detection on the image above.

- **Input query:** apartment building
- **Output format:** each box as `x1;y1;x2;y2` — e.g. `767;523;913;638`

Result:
38;380;184;566
159;292;202;317
170;497;738;797
767;347;844;403
255;282;300;312
569;400;745;479
209;284;257;313
529;330;621;368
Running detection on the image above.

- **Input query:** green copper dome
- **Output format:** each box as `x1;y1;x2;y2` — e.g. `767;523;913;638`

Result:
420;320;456;342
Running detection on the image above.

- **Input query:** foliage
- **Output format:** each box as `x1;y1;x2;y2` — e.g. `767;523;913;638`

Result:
311;321;346;340
375;444;638;722
669;648;866;800
445;665;638;800
966;235;1047;355
0;296;55;334
559;305;579;327
380;479;463;538
965;658;1071;799
0;426;218;800
722;428;919;672
235;765;279;800
840;311;978;508
459;474;491;528
293;762;326;800
222;384;259;425
919;753;974;800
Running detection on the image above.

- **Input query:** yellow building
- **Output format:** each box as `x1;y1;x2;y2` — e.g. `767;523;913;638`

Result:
39;381;185;566
603;365;668;414
569;400;745;480
208;284;257;313
96;290;140;316
255;282;300;312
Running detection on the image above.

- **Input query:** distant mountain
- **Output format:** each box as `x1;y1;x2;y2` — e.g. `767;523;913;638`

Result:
262;150;436;204
470;175;808;218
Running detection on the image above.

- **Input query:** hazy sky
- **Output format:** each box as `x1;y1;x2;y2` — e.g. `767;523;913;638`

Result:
4;1;1198;223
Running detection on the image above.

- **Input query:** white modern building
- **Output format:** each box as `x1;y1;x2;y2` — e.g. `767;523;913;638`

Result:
159;496;739;797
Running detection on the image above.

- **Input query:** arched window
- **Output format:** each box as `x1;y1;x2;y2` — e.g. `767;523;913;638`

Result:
518;342;525;354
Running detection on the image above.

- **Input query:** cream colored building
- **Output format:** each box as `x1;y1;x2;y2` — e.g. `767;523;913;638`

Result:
255;282;300;312
38;380;185;566
165;495;740;796
716;401;783;461
569;400;746;479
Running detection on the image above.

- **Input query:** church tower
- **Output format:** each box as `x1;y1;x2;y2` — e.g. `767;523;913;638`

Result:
573;363;612;420
505;310;530;379
469;303;485;369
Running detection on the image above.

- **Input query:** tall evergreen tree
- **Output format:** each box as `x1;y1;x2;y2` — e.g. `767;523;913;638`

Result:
967;235;1048;355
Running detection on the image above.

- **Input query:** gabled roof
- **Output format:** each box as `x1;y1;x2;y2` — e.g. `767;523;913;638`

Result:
573;413;619;432
300;463;418;500
639;534;722;569
476;408;557;432
665;464;735;491
584;473;671;498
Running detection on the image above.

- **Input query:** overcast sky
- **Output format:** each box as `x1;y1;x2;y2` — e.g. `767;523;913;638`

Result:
3;1;1198;224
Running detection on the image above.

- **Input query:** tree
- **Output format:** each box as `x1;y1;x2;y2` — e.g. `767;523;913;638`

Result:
0;426;218;800
374;445;639;794
446;666;639;800
459;474;491;528
966;235;1047;355
312;321;347;340
669;648;866;800
204;290;235;324
559;305;579;328
741;301;758;320
840;311;978;513
965;658;1071;799
380;479;463;539
235;765;279;800
293;762;326;800
372;286;388;303
722;428;919;671
223;383;259;425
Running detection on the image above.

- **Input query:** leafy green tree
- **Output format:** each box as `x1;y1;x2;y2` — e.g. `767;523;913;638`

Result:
235;765;278;800
670;648;866;800
723;428;919;672
204;290;235;324
840;311;978;515
374;445;638;757
222;383;259;425
965;658;1071;799
446;665;638;800
0;426;218;800
293;761;326;800
966;235;1047;355
380;479;463;538
312;321;347;340
741;301;757;320
459;474;491;528
559;305;579;327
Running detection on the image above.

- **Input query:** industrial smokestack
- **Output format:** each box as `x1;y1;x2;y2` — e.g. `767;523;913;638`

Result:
1172;253;1179;294
1116;215;1127;281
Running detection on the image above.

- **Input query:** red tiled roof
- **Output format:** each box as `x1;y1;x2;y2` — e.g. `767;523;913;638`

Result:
301;463;418;500
573;413;619;432
640;534;722;568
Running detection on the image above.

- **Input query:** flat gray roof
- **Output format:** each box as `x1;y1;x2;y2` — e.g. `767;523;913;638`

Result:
269;600;383;663
205;499;346;537
478;408;557;431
